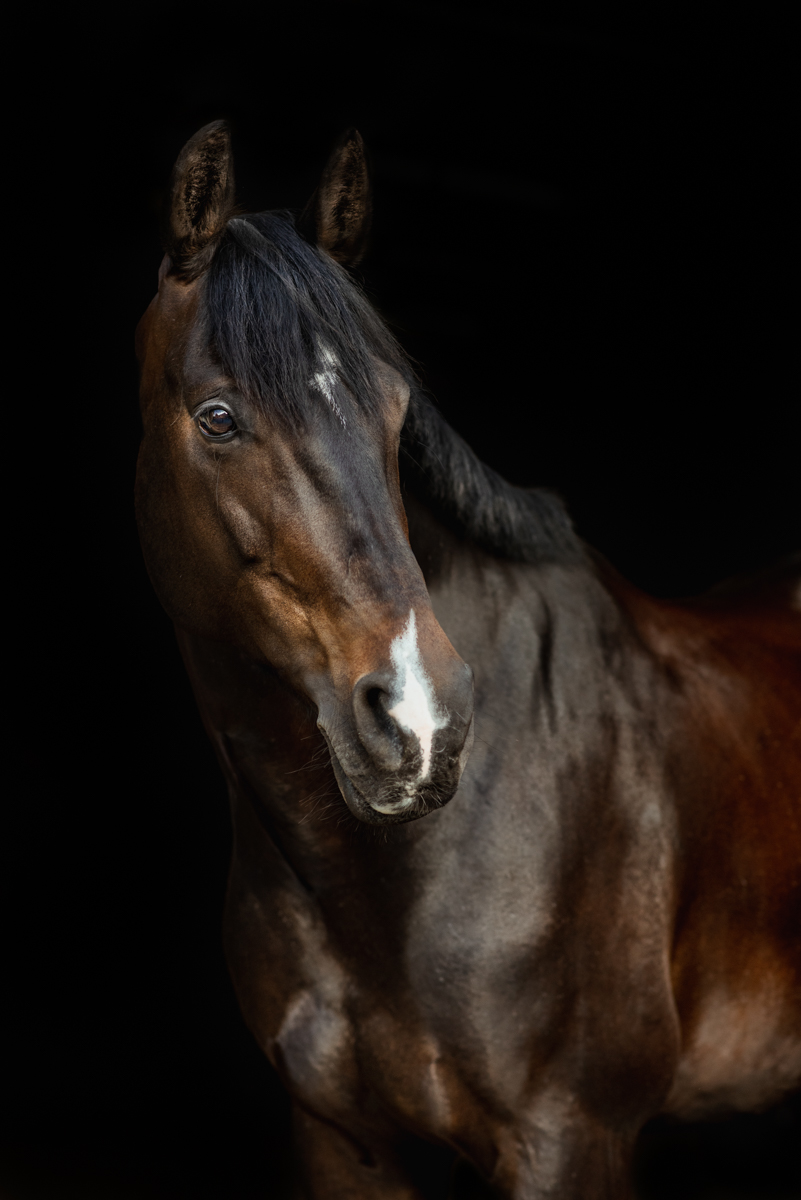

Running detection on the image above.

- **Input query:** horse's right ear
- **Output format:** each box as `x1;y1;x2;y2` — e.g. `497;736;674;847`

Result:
164;120;235;279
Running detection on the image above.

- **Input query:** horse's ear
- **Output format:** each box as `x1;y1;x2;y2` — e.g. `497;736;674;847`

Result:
165;120;235;279
298;129;371;267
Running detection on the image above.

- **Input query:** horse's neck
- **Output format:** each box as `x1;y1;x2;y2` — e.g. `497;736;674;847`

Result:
403;489;678;810
176;625;425;890
176;625;324;800
402;488;623;675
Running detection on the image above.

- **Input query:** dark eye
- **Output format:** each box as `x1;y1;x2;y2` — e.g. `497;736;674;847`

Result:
198;406;236;437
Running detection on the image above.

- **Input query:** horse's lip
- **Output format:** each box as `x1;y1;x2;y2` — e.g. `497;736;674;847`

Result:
318;728;423;824
369;793;416;815
328;748;369;808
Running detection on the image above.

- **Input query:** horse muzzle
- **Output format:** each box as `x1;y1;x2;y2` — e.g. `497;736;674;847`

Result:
318;649;475;825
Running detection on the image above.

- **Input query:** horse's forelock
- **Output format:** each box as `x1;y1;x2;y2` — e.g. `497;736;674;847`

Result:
203;210;409;429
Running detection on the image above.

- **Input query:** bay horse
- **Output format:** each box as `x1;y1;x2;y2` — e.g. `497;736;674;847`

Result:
135;121;801;1198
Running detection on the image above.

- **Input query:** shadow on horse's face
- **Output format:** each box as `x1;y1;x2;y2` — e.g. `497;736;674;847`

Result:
135;265;474;825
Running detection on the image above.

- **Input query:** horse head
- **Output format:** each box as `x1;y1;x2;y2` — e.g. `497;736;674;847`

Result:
135;121;474;824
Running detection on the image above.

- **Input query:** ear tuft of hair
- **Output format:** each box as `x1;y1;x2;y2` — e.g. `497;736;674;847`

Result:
298;129;372;267
165;120;236;279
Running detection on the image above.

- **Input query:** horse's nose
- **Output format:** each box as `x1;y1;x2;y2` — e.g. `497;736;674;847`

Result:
352;673;405;770
352;657;474;780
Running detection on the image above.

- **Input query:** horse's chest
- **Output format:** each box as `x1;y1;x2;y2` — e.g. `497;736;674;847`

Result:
269;896;552;1149
273;977;499;1157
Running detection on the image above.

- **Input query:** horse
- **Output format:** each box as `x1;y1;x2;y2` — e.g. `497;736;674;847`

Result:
135;120;801;1198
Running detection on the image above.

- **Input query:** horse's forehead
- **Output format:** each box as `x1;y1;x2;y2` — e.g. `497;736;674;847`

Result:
161;275;204;336
138;276;222;419
135;292;159;364
146;277;211;374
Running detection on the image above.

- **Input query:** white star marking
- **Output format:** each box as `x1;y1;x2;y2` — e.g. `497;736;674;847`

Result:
311;343;346;426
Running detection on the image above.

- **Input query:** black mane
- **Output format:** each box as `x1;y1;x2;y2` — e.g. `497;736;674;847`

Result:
205;211;581;565
400;393;582;565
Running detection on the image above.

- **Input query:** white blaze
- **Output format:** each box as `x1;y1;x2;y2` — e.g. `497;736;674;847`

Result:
387;610;446;779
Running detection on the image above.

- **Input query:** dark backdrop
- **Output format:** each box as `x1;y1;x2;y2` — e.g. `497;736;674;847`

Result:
7;4;798;1198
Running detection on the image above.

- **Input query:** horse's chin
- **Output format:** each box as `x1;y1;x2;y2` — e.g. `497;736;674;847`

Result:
324;737;464;826
328;755;429;825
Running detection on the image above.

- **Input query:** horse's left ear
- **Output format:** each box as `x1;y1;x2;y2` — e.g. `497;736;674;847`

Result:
165;120;236;279
298;129;372;267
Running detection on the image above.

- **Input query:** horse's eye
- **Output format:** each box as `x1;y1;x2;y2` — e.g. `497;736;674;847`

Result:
198;406;236;437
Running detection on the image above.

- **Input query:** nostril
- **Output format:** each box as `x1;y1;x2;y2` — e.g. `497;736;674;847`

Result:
353;673;405;766
361;683;398;742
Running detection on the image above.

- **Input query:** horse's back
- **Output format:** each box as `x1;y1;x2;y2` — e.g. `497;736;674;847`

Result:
677;550;801;650
597;548;801;689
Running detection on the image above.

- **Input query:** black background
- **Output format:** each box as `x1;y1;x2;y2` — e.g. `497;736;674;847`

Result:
6;3;798;1197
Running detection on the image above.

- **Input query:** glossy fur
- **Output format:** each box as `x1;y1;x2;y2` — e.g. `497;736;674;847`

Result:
136;122;801;1198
